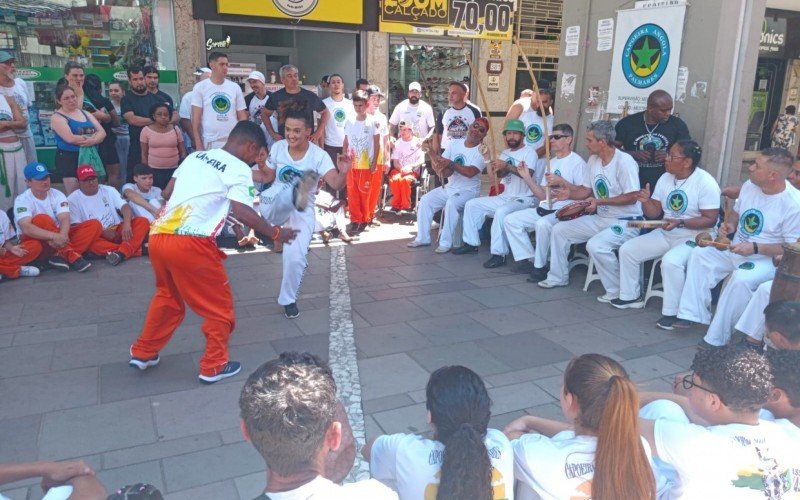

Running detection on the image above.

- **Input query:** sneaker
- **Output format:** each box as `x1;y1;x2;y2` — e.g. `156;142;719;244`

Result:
738;337;765;353
672;319;697;329
610;297;645;309
511;260;534;274
284;302;300;319
369;219;382;227
528;266;548;282
537;279;568;288
452;244;479;255
597;293;619;304
19;266;40;277
48;256;70;271
106;251;125;267
129;347;160;370
483;255;506;268
656;315;679;330
434;246;451;254
293;172;319;211
431;221;440;230
199;361;242;384
70;257;92;273
407;240;430;248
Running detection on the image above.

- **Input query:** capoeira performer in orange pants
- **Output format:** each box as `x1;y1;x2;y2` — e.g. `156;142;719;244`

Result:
0;208;40;280
130;122;296;384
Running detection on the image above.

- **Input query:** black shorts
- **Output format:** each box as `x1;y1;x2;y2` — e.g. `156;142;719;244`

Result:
55;149;80;179
98;137;120;165
152;167;177;190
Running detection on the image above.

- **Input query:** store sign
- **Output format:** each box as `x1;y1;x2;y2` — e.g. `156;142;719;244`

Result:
759;17;786;56
379;0;515;40
217;0;362;24
206;35;232;51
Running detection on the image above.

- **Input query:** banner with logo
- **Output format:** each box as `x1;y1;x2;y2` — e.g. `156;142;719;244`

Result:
217;0;362;24
379;0;515;40
607;5;686;113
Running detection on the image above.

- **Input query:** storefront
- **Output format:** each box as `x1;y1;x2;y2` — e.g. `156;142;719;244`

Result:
0;0;178;164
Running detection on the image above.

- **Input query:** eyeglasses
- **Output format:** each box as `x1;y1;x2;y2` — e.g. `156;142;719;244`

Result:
471;123;486;133
666;152;688;160
550;135;569;140
681;373;716;395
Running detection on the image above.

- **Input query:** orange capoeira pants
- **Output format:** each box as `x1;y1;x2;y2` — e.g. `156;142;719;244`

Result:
0;240;42;278
21;214;103;263
347;168;373;224
131;234;235;377
388;169;418;210
88;217;150;259
366;164;386;222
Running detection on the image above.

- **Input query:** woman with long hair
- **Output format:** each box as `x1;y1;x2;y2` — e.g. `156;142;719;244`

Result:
363;365;514;500
504;353;659;500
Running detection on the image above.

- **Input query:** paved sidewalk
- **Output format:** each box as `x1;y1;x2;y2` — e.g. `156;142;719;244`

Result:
0;222;704;499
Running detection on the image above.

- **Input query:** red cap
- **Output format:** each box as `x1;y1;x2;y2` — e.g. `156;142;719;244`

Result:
474;117;490;131
76;164;98;181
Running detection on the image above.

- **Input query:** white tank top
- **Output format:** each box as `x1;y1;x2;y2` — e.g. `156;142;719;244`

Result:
0;96;17;139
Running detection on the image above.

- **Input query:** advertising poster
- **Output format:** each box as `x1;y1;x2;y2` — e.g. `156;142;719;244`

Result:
379;0;515;40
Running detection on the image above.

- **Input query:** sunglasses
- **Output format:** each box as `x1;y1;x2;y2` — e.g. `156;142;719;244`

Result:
471;123;487;133
550;135;569;140
681;373;716;396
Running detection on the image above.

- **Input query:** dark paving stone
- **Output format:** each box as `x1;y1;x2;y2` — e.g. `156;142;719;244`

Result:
408;314;497;345
356;323;433;358
0;415;42;462
408;341;512;376
270;333;330;362
99;353;199;403
476;330;573;370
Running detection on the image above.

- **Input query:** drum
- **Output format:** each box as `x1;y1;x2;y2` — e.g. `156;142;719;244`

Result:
556;201;591;221
770;241;800;303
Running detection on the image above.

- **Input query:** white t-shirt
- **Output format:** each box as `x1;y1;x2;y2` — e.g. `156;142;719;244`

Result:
151;149;254;238
391;136;424;172
539;152;589;211
256;476;398;500
0;209;15;246
248;92;270;127
519;109;554;150
513;431;667;500
190;79;246;145
439;103;482;151
370;428;515;500
652;168;721;221
442;140;484;193
0;78;32;138
733;180;800;245
498;146;539;198
68;185;127;229
344;115;380;169
585;149;642;219
267;140;335;209
122;183;163;222
323;96;355;147
389;99;436;138
14;188;70;230
371;110;389;165
654;418;800;499
178;91;193;120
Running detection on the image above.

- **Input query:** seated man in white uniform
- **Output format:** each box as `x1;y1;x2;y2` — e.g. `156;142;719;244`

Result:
538;120;642;303
503;123;587;280
452;119;540;268
610;140;721;313
407;117;488;253
677;148;800;348
255;106;352;320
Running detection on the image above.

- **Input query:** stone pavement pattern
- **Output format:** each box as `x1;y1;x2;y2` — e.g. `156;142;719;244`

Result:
0;223;705;499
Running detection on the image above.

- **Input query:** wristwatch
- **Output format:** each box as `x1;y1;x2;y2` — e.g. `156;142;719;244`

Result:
678;220;685;228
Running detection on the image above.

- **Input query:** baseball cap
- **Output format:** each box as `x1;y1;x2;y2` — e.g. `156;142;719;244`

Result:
247;70;265;83
366;85;385;98
193;67;211;76
76;164;98;181
503;119;525;134
473;117;490;131
408;82;422;92
0;51;15;63
24;162;50;180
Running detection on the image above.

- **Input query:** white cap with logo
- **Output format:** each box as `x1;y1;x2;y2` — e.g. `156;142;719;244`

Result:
408;81;422;92
247;71;266;83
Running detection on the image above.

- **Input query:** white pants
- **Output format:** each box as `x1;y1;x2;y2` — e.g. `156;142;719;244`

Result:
315;205;349;234
504;208;558;268
0;140;26;211
618;228;697;302
205;138;227;150
19;135;37;165
130;198;161;223
677;248;775;346
547;215;639;291
462;195;536;255
413;186;478;248
260;183;315;306
734;280;772;341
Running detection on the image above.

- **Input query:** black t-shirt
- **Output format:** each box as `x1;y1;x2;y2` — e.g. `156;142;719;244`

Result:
85;93;116;142
120;91;172;145
264;87;326;137
615;111;691;187
155;89;175;110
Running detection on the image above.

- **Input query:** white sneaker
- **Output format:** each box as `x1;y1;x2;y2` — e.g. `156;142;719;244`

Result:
597;293;619;303
431;221;440;230
538;279;568;289
434;246;451;254
407;240;430;248
19;266;40;277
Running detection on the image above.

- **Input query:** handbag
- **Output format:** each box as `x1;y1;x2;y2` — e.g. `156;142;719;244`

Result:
78;144;106;179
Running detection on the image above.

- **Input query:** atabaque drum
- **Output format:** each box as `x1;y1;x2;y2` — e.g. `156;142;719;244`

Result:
770;241;800;303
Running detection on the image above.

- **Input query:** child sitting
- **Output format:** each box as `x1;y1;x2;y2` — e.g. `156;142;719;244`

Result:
121;164;163;223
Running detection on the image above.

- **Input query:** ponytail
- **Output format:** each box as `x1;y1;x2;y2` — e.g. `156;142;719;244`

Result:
593;376;656;500
438;423;493;500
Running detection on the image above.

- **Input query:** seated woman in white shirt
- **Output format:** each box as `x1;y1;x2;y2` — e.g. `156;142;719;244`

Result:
504;354;659;500
364;365;515;500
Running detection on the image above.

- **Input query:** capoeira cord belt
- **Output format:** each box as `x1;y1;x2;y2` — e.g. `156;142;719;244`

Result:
0;143;22;198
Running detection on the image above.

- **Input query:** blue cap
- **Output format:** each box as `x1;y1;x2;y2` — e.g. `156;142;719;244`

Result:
24;162;50;180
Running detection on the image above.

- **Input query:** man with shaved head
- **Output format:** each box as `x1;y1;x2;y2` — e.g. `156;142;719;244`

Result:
615;90;690;188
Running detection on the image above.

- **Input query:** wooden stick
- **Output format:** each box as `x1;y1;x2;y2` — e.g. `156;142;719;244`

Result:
516;40;551;207
457;36;500;193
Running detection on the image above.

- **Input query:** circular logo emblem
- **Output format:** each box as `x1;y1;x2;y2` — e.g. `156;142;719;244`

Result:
739;262;755;271
278;165;304;184
211;93;232;114
666;189;688;215
611;225;624;235
740;209;764;236
454;154;466;166
594;176;610;199
0;112;11;121
526;124;543;144
505;157;516;167
271;0;319;17
554;169;562;176
334;108;346;122
686;240;697;248
622;23;670;89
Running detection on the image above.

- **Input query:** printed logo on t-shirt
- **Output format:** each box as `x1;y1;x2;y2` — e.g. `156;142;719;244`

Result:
211;93;232;116
593;175;610;199
611;224;624;235
333;108;346;123
422;468;507;500
563;451;595;498
16;206;26;213
633;132;667;152
447;117;469;140
526;124;543;145
278;165;304;184
666;189;688;215
554;169;562;176
739;209;764;237
0;111;11;121
453;154;466;166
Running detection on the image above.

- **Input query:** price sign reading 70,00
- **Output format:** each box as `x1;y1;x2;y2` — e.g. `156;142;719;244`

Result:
449;0;514;37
